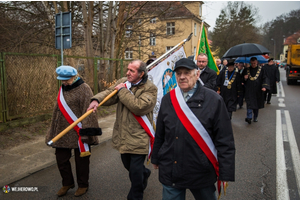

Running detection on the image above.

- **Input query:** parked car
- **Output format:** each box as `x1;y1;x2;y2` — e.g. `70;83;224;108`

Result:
279;62;286;68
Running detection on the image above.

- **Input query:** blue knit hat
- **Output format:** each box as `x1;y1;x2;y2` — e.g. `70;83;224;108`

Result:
56;65;77;80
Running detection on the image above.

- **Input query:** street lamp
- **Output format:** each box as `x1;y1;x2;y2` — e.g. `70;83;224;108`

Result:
271;38;275;59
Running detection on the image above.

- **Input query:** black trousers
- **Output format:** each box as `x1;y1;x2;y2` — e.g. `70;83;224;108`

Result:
237;94;244;107
55;148;90;188
264;89;272;102
121;153;148;200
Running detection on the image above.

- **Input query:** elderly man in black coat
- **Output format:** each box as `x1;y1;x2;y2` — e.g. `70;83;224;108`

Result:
242;57;270;124
152;58;235;200
217;62;243;119
262;58;279;104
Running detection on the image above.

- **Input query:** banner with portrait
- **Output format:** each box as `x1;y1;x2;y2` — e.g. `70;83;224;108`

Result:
148;46;186;125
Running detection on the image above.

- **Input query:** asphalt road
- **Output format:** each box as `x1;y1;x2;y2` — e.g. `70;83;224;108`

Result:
1;68;300;200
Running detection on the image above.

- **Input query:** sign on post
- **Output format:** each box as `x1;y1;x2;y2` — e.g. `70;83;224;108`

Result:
55;12;72;49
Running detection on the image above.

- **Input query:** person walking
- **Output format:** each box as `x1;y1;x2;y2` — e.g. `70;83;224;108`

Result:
197;53;217;91
242;57;269;124
237;62;245;109
87;60;157;200
217;62;243;119
46;65;101;197
263;58;279;104
216;58;224;71
152;58;235;200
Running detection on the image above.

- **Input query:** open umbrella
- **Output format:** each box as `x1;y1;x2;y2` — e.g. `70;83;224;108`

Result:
222;43;270;58
234;55;268;64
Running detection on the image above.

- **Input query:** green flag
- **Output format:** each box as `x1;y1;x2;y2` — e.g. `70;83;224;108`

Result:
195;24;219;74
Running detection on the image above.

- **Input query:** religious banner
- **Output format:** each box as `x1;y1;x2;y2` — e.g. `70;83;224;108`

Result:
148;46;186;124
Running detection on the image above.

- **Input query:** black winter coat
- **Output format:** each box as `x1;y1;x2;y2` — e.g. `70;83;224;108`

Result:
263;64;279;94
151;82;235;189
217;68;243;112
200;67;217;91
242;66;270;109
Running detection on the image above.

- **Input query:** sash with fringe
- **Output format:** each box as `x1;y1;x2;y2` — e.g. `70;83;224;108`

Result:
124;81;155;160
57;86;91;157
170;86;227;199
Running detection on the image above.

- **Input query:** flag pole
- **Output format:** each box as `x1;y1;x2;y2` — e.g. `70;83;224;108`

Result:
48;33;193;147
194;22;204;62
147;33;193;70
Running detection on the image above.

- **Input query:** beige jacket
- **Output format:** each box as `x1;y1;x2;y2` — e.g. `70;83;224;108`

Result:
92;76;157;154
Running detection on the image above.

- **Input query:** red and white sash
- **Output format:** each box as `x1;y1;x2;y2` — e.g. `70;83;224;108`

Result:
57;87;91;157
124;81;155;160
170;86;226;197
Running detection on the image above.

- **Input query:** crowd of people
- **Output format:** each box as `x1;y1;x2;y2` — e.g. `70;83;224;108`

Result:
45;53;279;199
214;56;279;123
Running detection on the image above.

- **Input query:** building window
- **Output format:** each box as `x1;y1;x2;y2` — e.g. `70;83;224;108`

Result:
125;48;133;59
166;22;175;35
125;25;132;37
194;23;197;36
150;17;156;24
199;3;202;17
166;46;174;52
150;33;156;46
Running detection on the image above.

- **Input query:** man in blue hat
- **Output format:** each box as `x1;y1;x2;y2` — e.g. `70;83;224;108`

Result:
151;58;235;200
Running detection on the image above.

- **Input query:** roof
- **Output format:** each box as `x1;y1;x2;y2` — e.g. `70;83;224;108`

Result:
124;1;209;27
283;30;300;45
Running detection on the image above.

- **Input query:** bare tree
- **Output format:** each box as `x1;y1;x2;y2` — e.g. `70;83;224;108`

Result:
81;1;95;88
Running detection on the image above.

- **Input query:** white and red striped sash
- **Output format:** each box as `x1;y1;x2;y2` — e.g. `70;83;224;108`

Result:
170;87;226;197
170;86;219;174
124;81;155;160
57;87;90;156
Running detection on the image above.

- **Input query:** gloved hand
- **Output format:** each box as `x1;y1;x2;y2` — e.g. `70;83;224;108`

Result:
81;135;89;144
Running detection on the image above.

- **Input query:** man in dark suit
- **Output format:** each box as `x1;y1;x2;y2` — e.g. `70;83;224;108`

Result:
196;53;217;91
262;58;279;104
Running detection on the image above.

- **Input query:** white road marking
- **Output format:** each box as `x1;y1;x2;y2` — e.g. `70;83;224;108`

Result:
285;110;300;196
277;81;285;98
278;98;286;107
276;110;290;200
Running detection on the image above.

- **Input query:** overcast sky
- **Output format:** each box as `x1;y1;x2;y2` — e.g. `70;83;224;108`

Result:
202;1;300;30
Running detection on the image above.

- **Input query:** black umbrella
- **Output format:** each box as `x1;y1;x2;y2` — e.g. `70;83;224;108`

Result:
222;43;270;58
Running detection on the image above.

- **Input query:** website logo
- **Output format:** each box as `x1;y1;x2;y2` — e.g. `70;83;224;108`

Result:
3;185;10;193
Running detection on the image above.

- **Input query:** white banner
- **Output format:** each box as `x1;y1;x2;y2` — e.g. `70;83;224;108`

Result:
148;46;186;124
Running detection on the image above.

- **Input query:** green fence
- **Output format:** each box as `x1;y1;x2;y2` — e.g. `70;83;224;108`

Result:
0;52;125;123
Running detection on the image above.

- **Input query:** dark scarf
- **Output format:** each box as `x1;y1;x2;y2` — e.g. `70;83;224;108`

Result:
62;78;84;91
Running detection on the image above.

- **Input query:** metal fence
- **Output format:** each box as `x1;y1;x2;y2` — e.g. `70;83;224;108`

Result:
0;52;125;123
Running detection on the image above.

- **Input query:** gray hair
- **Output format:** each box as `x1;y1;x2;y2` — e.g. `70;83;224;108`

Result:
130;59;148;78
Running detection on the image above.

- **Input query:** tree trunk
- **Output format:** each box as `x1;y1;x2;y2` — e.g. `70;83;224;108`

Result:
103;2;112;82
81;1;95;90
114;1;125;77
98;1;105;90
110;2;117;80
